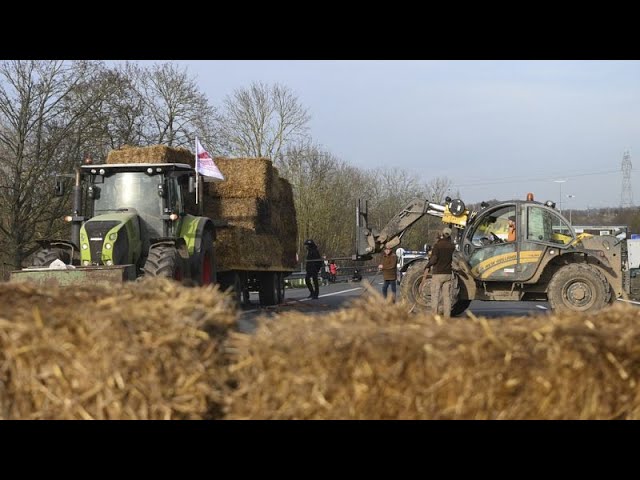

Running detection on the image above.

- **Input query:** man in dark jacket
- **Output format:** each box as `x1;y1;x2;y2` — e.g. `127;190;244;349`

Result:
422;227;455;317
304;239;322;299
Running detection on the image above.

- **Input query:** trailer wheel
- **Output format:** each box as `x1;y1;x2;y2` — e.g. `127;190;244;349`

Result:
198;230;215;285
32;248;70;267
399;260;431;312
276;272;286;304
259;272;279;306
548;264;609;312
143;246;184;282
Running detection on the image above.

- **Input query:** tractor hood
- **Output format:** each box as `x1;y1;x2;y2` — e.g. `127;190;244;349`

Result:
80;211;141;266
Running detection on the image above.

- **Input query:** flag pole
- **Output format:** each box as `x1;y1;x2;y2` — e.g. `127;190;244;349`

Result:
195;136;199;205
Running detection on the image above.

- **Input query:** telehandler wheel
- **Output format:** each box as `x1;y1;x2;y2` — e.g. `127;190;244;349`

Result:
143;246;184;282
451;300;471;316
32;248;70;267
399;261;431;312
547;264;610;312
198;230;215;285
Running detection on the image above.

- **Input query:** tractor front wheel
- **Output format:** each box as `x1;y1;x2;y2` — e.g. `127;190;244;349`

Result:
143;246;184;282
32;248;70;267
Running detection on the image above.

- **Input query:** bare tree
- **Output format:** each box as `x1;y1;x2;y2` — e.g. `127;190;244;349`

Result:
0;60;107;268
222;82;310;161
137;62;223;150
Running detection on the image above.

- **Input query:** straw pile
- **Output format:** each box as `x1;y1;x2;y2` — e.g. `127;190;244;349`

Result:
106;145;194;166
203;157;297;271
0;278;236;420
227;295;640;420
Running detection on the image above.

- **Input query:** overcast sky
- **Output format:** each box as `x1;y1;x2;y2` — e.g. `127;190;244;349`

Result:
134;60;640;211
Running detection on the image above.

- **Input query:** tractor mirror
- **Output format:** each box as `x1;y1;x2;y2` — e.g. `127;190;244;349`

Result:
54;178;64;196
188;176;195;194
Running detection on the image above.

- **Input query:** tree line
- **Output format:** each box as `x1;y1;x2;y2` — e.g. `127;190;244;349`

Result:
1;60;638;277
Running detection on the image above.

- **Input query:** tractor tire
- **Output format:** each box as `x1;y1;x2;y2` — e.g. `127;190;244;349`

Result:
399;261;431;312
142;246;184;282
32;248;70;267
198;230;215;286
259;272;279;306
547;263;609;312
451;299;472;317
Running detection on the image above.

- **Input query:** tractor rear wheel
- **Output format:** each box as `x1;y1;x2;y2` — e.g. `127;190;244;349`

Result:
198;230;215;285
547;264;609;312
32;248;70;267
143;246;184;282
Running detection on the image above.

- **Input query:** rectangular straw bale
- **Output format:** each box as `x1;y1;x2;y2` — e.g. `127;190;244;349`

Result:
214;228;286;270
0;278;236;420
106;145;194;166
206;157;274;199
226;300;640;420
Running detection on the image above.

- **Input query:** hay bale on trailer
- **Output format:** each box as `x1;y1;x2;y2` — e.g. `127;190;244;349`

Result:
106;145;194;166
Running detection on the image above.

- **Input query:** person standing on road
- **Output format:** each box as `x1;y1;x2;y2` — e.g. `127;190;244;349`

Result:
421;227;455;318
378;245;398;302
304;239;322;299
329;260;338;283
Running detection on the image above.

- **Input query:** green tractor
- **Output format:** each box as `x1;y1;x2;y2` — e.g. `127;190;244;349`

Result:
27;162;215;285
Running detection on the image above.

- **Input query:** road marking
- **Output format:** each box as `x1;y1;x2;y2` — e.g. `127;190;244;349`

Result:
617;298;640;305
317;287;363;298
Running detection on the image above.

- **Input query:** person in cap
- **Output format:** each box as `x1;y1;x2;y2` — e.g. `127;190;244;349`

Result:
303;239;322;299
378;245;398;302
507;215;516;242
421;227;455;318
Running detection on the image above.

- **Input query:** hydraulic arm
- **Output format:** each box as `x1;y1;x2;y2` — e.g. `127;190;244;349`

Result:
354;197;469;260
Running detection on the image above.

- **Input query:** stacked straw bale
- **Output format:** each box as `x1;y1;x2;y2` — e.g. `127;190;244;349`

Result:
0;278;236;420
203;157;297;271
226;294;640;420
106;145;194;166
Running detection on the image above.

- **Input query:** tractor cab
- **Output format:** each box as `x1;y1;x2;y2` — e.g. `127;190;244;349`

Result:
77;163;195;268
459;199;575;282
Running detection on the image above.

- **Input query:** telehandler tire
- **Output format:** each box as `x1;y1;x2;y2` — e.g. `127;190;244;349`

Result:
547;263;609;312
400;260;431;312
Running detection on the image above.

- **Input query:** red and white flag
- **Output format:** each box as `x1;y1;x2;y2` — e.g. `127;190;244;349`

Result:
195;137;225;182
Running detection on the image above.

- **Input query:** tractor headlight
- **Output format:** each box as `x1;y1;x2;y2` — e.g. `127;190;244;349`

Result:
105;243;112;250
83;260;90;266
82;243;89;250
106;260;113;266
109;233;117;241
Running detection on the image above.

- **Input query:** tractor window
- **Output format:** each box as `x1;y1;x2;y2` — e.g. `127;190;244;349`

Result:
469;206;516;247
526;206;574;245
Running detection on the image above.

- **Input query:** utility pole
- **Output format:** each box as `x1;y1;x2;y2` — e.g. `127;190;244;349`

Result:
621;150;633;208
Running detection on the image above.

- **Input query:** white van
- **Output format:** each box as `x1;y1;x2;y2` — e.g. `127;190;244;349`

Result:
396;247;428;284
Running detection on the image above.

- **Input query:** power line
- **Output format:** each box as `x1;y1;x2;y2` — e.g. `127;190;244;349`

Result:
453;168;620;189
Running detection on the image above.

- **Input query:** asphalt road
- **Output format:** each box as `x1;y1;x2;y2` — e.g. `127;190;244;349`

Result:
236;274;553;333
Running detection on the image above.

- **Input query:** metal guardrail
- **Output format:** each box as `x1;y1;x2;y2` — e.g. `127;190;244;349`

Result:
285;266;377;288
